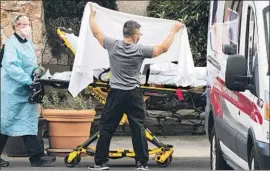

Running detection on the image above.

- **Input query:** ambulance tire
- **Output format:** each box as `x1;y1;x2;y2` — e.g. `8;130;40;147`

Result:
249;146;259;170
210;128;230;170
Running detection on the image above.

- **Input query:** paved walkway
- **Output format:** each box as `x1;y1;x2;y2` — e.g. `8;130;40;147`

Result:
1;135;210;170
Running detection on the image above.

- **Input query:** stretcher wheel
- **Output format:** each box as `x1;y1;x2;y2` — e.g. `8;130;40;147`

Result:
156;155;172;167
64;154;81;167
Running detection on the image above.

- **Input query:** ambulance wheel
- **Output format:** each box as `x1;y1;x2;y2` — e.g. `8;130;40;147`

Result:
64;154;81;168
156;155;172;167
249;146;259;170
210;128;230;170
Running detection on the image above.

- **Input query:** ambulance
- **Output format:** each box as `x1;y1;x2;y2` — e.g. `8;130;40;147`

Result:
205;0;269;170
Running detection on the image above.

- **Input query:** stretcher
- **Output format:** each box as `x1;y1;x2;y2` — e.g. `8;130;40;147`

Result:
55;27;207;112
31;27;207;168
31;78;175;167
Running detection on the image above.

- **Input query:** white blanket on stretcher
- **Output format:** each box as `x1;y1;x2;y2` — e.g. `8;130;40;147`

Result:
68;2;196;97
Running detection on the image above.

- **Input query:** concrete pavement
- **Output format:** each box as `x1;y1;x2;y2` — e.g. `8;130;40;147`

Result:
1;135;210;170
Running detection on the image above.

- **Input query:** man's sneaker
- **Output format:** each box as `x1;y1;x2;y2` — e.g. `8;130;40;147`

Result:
31;155;56;167
136;161;149;170
88;163;110;170
1;159;9;167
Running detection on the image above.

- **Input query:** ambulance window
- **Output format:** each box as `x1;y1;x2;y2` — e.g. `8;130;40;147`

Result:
223;0;243;20
263;6;269;75
244;6;256;77
222;1;243;55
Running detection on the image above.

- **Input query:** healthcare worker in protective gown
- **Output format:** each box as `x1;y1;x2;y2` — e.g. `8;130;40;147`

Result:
0;15;56;167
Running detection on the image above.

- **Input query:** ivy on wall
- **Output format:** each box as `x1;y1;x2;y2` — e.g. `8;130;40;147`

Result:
147;0;210;66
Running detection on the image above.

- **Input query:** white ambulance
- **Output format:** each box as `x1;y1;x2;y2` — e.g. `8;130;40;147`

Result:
205;0;269;170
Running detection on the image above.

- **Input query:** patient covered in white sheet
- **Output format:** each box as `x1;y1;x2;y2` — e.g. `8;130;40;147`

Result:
42;64;207;88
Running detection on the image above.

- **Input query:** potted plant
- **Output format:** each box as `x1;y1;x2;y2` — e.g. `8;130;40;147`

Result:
41;88;96;157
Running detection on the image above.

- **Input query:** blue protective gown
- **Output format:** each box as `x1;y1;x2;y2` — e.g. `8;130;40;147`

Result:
1;34;39;136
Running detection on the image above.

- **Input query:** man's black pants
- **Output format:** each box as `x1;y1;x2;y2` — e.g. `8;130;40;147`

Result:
0;133;44;163
95;88;148;165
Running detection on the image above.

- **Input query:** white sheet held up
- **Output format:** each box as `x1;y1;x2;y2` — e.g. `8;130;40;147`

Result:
68;2;196;97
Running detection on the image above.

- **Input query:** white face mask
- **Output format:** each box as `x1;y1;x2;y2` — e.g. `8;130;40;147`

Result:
20;26;32;37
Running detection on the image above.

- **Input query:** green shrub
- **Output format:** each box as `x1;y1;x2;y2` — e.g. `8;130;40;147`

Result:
42;0;117;65
147;0;210;66
41;88;97;110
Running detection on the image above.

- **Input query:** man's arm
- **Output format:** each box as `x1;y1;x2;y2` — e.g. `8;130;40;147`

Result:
89;4;104;46
152;22;184;58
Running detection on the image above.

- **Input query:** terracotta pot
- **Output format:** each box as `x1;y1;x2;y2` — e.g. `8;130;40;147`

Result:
41;109;96;150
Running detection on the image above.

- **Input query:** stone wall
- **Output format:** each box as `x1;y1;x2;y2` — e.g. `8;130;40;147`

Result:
1;1;44;64
91;109;205;136
90;93;206;136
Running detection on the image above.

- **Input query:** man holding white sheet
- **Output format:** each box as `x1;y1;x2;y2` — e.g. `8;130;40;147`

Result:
88;4;184;170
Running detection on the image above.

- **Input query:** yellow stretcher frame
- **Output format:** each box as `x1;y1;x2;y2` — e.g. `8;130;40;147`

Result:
56;28;174;167
64;85;174;167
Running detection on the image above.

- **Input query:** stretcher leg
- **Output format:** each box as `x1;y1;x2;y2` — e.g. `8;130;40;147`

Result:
64;86;174;168
64;128;174;167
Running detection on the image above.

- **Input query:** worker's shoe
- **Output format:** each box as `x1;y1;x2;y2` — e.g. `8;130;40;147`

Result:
31;155;56;167
136;161;149;170
88;163;110;170
1;159;9;167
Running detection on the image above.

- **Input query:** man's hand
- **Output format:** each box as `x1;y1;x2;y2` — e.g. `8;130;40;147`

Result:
89;3;96;18
171;22;184;33
88;3;104;47
152;22;184;58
